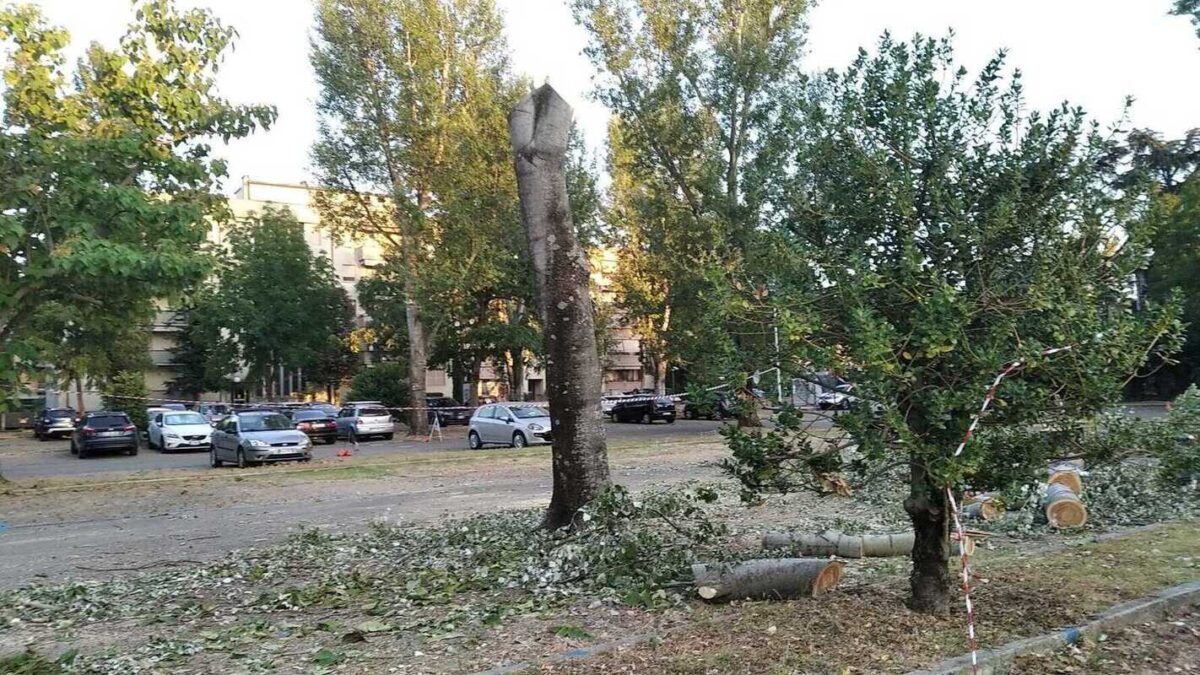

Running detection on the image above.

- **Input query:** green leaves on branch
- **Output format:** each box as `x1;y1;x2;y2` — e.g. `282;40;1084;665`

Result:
0;0;273;400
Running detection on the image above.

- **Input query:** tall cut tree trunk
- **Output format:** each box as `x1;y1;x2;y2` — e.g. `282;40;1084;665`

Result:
405;298;429;434
510;85;611;530
737;376;762;427
904;459;951;614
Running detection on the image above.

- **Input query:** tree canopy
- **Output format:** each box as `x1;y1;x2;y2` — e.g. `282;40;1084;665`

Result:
0;0;274;400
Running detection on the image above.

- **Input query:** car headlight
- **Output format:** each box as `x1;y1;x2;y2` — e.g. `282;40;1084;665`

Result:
165;433;181;439
527;423;545;431
247;439;269;448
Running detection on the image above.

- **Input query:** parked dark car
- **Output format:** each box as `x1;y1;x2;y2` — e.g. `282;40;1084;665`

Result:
426;396;472;426
33;407;77;440
304;402;340;417
291;409;338;444
70;411;139;458
611;396;677;424
197;402;231;425
683;394;735;420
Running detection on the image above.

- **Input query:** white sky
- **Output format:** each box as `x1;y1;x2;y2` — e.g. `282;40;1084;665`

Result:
25;0;1200;194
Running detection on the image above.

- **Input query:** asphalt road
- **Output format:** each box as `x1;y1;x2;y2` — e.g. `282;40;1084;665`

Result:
0;418;731;480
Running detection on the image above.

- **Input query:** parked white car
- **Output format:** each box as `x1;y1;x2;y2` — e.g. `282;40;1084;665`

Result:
148;410;214;453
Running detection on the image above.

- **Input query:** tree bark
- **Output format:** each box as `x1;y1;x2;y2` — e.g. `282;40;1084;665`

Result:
692;558;843;603
510;85;611;530
762;531;915;558
75;377;85;413
464;356;481;406
737;377;762;427
905;460;952;614
405;299;428;434
653;356;668;396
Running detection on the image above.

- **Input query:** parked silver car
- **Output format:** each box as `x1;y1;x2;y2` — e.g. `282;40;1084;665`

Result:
335;402;395;442
468;403;552;449
209;412;312;468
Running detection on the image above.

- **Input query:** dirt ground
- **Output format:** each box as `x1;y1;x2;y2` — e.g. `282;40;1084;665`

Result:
1014;606;1200;674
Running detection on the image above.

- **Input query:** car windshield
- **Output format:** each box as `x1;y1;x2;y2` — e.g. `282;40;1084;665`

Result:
511;406;549;419
46;409;75;418
239;414;293;431
359;407;390;417
164;413;207;426
656;397;674;404
88;414;130;428
293;411;330;421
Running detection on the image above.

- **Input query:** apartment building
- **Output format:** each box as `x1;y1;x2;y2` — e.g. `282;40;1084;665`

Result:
141;178;654;403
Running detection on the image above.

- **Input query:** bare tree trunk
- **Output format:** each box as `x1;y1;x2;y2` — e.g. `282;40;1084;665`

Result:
905;460;951;614
737;376;762;427
405;299;429;434
510;350;526;400
465;357;482;406
75;377;85;413
653;356;668;395
510;85;611;530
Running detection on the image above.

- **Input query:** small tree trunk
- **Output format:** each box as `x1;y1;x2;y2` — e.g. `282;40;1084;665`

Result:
510;85;611;530
905;460;951;614
737;377;762;427
510;350;526;401
405;299;429;434
465;357;482;406
654;356;668;395
75;377;85;413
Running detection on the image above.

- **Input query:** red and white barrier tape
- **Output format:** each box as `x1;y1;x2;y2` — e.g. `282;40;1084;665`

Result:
946;345;1072;674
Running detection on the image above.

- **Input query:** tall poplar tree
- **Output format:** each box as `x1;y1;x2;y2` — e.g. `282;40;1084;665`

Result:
310;0;520;432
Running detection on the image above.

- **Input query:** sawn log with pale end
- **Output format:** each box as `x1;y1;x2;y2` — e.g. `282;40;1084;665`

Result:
760;531;915;557
692;558;844;603
1042;482;1088;528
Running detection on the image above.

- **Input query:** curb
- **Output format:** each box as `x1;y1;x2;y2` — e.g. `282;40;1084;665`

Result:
908;579;1200;674
470;634;656;675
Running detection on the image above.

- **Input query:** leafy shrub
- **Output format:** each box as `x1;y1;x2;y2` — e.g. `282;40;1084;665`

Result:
345;361;409;408
103;371;149;429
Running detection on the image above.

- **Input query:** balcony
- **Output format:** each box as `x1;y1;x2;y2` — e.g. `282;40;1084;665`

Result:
152;311;184;333
149;349;178;367
606;353;642;369
355;246;383;268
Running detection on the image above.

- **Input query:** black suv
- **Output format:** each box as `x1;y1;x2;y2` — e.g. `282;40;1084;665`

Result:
611;396;677;424
426;396;472;426
683;394;735;420
71;411;139;458
33;408;77;440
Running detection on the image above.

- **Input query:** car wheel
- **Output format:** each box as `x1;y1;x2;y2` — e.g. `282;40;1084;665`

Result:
77;444;89;459
127;443;138;456
641;412;652;424
210;446;222;468
666;417;675;424
512;432;527;448
468;430;482;449
36;431;45;441
383;433;394;441
237;447;247;469
325;437;337;445
69;438;77;455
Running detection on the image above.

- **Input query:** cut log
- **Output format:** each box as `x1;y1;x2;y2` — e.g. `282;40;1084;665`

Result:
1048;469;1083;494
962;498;999;521
760;531;914;558
692;558;843;603
1042;483;1088;528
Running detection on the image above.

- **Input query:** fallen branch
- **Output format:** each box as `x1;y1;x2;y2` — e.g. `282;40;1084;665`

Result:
692;558;843;603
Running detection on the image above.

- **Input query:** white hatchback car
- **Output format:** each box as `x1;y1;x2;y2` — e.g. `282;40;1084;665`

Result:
148;410;213;453
468;403;552;449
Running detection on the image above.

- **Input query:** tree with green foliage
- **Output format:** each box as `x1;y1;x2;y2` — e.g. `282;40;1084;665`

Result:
103;371;149;429
310;0;523;432
722;35;1182;613
169;292;239;400
216;207;355;399
346;361;410;409
0;1;274;402
1102;128;1200;397
1174;0;1200;41
573;0;810;407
